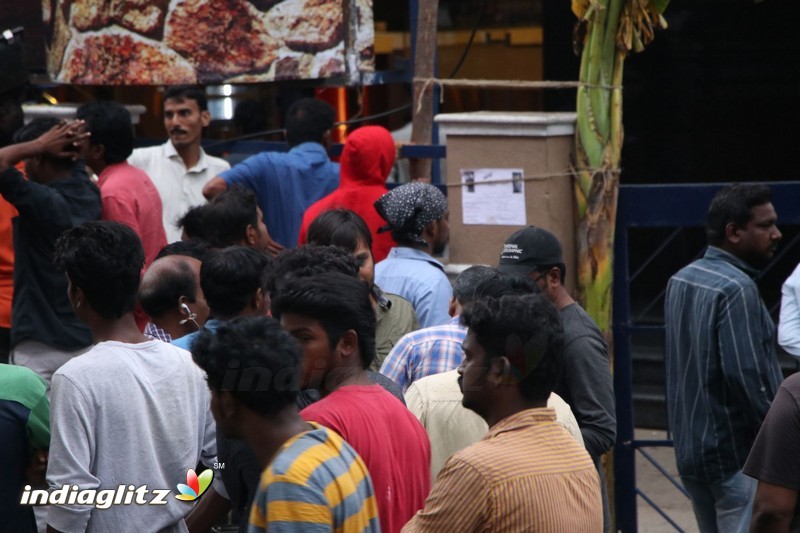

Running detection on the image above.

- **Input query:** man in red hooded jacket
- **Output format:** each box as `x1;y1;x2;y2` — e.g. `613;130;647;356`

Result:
298;125;397;262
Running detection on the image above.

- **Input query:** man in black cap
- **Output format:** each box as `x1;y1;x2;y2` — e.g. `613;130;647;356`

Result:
374;182;452;328
497;225;616;531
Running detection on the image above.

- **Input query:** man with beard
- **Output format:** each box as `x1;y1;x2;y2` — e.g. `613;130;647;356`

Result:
665;184;784;533
129;86;229;243
403;292;601;532
373;183;452;328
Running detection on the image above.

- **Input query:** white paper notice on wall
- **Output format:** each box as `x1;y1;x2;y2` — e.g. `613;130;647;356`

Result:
460;168;527;226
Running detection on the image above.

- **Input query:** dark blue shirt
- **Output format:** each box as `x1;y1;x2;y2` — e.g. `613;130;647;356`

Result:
665;246;783;483
0;364;50;533
219;143;339;248
0;164;100;350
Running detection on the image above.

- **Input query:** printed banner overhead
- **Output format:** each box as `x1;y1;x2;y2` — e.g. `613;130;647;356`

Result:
44;0;375;85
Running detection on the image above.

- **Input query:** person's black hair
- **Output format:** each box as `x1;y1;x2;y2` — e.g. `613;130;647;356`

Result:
164;85;208;112
192;316;301;417
461;293;564;403
178;204;212;242
54;221;144;319
272;273;375;369
473;271;538;300
76;100;133;164
285;98;335;147
452;266;497;306
0;91;24;148
13;117;76;170
201;246;273;318
706;184;773;246
533;263;567;284
138;258;199;318
203;187;259;248
267;245;359;295
233;100;268;135
156;239;211;262
306;209;373;252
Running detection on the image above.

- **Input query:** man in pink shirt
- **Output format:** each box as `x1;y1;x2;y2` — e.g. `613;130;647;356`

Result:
77;101;166;268
272;272;431;533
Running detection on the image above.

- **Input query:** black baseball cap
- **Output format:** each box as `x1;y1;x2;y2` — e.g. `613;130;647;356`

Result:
496;226;564;278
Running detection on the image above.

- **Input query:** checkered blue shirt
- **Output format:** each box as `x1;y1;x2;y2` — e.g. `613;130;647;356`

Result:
143;322;172;343
379;316;465;392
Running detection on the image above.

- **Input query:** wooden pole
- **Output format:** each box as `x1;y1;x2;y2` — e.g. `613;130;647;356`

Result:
409;0;438;182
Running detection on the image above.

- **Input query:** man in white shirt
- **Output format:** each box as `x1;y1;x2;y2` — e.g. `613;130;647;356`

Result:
778;263;800;358
129;86;229;242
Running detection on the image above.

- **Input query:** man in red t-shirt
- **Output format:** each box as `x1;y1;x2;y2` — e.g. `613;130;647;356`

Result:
272;272;431;533
77;101;167;269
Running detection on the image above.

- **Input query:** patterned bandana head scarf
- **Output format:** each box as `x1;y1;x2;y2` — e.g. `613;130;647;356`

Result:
374;182;448;246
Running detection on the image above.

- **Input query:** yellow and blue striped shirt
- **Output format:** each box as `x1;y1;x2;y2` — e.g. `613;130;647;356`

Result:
248;423;380;533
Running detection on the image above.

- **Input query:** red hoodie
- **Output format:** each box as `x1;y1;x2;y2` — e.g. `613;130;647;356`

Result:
298;125;397;261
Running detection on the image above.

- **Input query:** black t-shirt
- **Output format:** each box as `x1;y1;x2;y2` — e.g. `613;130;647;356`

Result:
743;372;800;529
0;164;100;349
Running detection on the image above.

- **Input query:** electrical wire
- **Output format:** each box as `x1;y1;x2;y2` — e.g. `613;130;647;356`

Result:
204;102;414;149
200;3;493;149
447;0;488;79
335;103;412;126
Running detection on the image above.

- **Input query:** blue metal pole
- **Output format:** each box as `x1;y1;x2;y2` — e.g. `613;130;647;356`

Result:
613;210;638;532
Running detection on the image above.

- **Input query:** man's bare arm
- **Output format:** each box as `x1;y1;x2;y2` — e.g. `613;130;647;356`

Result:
185;486;232;533
202;177;228;200
751;481;797;533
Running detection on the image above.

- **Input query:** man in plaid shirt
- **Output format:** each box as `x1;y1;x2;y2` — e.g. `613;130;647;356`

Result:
379;266;495;392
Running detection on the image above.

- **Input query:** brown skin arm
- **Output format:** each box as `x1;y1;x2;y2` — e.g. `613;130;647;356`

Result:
25;449;48;488
265;237;284;258
751;481;798;533
185;485;232;533
202;176;228;200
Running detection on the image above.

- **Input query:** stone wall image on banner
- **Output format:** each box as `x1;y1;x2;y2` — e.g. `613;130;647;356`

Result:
44;0;375;85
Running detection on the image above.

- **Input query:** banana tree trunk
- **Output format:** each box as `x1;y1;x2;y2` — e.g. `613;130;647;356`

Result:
573;0;626;338
572;0;668;527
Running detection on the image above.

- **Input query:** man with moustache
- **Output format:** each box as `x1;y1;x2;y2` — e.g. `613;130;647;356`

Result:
665;184;784;533
129;86;229;243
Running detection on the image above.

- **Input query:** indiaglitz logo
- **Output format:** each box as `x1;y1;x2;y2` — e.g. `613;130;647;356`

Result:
175;469;213;501
21;468;218;508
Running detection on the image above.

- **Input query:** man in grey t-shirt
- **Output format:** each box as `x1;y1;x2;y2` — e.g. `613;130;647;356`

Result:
497;225;616;531
46;222;219;532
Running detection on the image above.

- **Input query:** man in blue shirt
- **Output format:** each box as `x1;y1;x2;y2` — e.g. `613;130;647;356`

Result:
374;182;452;328
665;184;784;533
202;98;339;249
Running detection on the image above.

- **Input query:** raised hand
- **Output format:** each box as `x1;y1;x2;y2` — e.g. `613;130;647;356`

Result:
35;119;90;160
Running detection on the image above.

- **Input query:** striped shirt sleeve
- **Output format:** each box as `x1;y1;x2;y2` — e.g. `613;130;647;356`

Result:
249;474;332;533
266;476;332;533
718;282;780;425
402;456;489;532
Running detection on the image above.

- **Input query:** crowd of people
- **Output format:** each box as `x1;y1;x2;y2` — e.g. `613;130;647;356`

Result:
0;79;796;533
